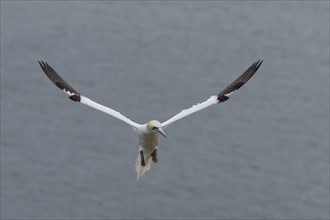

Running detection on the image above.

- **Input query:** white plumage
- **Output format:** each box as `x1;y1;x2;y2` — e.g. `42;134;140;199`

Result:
38;60;263;180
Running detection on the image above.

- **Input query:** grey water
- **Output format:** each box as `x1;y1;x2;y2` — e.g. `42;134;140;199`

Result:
1;1;329;219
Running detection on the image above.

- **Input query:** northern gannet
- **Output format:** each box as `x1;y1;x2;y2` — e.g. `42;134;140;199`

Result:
38;60;263;180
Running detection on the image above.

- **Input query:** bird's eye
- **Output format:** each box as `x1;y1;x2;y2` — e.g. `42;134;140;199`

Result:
152;126;157;130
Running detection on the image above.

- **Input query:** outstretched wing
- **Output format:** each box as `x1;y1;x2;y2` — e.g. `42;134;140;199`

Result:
38;60;141;130
161;60;263;128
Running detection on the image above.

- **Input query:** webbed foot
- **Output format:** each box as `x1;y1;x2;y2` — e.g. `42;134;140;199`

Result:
151;149;158;163
140;151;146;166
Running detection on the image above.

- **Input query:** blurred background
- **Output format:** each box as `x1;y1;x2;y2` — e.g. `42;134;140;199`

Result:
1;1;329;219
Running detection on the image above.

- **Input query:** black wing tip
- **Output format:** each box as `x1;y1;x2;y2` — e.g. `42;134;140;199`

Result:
217;59;263;103
38;60;52;71
249;59;263;72
240;59;263;83
255;59;263;69
38;60;47;67
38;60;81;102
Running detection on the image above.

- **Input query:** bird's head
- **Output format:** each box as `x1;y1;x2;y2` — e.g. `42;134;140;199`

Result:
147;120;166;137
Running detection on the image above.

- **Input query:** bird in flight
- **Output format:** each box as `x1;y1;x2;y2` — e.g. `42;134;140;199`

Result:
38;60;263;180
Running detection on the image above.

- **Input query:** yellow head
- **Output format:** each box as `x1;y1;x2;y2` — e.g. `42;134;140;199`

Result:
146;120;166;137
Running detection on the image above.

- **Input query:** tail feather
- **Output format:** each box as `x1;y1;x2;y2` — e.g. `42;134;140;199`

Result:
135;153;152;181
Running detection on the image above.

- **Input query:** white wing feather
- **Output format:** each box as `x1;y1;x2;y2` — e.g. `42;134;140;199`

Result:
161;95;218;128
80;96;141;129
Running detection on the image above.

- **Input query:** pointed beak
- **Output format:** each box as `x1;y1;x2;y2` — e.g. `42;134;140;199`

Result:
155;127;167;137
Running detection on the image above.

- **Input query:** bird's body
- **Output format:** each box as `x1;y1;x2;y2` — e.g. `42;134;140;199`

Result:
38;59;263;180
136;131;158;179
139;131;159;152
134;120;163;179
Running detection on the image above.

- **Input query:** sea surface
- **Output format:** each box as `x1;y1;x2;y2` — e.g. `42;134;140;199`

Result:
1;1;329;219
